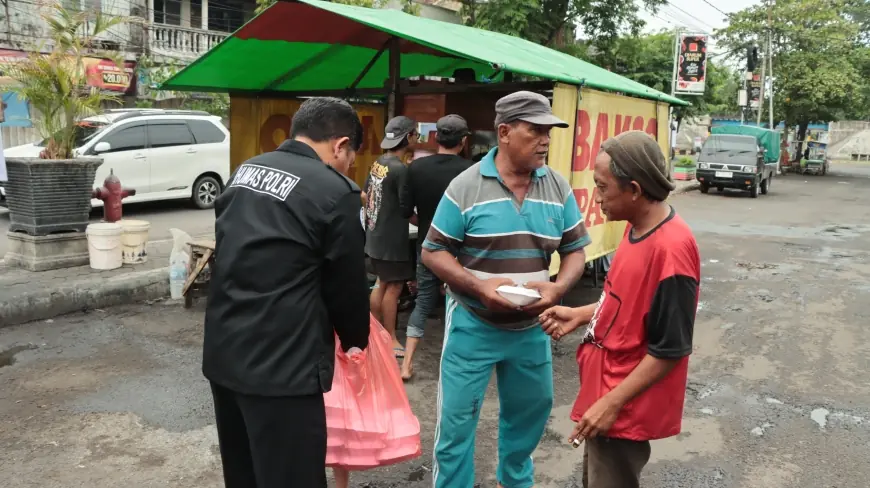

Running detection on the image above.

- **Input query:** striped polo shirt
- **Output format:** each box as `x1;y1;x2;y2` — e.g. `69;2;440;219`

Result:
423;147;591;330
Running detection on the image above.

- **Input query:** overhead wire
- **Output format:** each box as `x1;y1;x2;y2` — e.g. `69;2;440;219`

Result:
649;3;709;34
699;0;729;18
646;9;677;27
665;1;714;32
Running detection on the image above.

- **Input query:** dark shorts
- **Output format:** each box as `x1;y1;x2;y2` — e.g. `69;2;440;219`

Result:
582;436;651;488
367;257;414;282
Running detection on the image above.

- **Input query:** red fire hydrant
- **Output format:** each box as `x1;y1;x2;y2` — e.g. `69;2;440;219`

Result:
92;169;136;223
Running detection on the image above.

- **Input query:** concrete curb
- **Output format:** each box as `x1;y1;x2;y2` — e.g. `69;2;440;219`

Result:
673;181;701;195
0;267;170;328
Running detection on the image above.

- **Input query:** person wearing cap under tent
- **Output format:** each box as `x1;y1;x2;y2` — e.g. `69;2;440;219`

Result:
401;114;473;380
422;91;592;488
364;115;418;357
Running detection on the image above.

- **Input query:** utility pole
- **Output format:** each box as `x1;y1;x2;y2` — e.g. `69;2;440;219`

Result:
756;45;766;126
670;28;681;100
765;0;778;172
670;27;681;158
741;47;756;126
767;0;774;130
757;0;774;128
740;69;746;125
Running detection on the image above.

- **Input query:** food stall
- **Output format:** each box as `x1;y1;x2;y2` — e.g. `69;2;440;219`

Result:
161;0;687;274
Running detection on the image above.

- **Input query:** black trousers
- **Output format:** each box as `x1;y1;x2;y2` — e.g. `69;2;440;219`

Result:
210;382;327;488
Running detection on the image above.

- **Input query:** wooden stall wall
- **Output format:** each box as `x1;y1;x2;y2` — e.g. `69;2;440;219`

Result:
547;83;585;274
229;96;386;189
402;90;505;158
549;84;672;274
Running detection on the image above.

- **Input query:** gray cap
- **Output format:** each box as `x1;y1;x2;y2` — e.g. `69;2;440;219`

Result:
381;116;417;149
436;114;470;138
494;91;568;128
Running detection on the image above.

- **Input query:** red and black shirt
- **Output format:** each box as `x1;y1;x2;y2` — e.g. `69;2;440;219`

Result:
572;207;700;441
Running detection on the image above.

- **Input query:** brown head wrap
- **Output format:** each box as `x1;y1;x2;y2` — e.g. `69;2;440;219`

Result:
601;131;675;201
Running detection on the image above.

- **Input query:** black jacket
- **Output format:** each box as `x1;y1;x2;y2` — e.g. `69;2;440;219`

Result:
203;140;370;397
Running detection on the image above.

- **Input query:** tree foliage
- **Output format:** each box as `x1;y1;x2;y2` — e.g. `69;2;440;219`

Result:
845;0;870;44
849;46;870;119
572;32;740;120
716;0;865;136
459;0;667;47
460;2;738;121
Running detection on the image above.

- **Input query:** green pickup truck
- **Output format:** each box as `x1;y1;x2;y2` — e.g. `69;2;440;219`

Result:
696;126;780;198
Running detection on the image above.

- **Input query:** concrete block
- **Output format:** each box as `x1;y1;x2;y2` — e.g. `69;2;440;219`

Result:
4;231;90;272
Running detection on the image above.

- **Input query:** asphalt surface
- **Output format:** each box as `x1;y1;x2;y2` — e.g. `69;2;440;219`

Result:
1;164;869;487
0;200;215;257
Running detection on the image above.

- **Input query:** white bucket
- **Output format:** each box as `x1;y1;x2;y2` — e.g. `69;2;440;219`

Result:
86;223;123;270
119;219;151;265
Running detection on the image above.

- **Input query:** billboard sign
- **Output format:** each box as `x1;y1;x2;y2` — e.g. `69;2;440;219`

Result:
675;34;708;95
749;73;762;108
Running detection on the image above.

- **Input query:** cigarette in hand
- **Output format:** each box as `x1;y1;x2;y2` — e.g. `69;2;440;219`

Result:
570;437;583;448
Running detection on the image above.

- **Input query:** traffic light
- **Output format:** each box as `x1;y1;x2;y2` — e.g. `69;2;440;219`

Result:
747;46;759;72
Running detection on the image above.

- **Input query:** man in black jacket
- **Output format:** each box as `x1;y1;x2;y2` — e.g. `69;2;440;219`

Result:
203;97;370;488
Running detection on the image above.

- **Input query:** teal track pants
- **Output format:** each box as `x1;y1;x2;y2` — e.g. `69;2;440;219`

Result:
433;297;554;488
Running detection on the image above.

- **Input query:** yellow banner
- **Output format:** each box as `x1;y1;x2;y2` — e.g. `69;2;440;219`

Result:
549;85;670;273
229;97;386;189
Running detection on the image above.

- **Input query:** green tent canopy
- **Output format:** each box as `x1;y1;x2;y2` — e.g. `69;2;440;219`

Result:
161;0;687;105
711;125;781;164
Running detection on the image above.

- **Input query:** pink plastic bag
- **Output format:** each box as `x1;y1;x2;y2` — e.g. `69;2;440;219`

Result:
324;314;422;471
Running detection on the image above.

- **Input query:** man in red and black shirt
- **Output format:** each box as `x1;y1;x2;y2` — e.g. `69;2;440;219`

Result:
540;130;700;488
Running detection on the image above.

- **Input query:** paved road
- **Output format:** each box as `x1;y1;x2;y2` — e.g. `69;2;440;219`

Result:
2;172;870;487
828;160;870;178
0;200;216;257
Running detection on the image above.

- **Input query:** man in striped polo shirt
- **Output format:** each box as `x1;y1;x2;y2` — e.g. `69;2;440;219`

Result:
422;91;591;488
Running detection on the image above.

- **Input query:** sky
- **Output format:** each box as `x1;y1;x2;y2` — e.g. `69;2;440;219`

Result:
638;0;760;56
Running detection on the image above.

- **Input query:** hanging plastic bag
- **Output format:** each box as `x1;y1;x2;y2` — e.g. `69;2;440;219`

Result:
324;314;422;471
168;228;192;300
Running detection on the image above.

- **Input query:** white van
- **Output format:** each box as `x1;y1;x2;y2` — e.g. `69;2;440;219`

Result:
1;109;231;209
